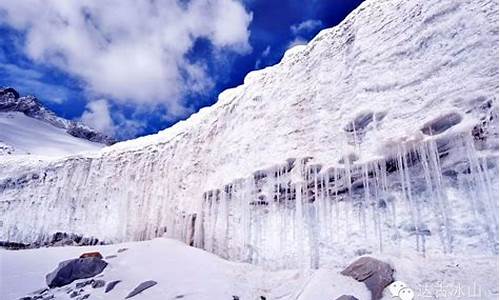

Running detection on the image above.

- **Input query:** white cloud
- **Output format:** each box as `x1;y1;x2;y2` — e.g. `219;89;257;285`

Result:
287;37;308;49
80;99;146;139
0;0;253;118
290;19;323;36
80;99;116;136
261;45;271;57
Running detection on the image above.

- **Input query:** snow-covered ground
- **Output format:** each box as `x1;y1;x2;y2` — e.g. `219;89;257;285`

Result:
1;238;498;300
0;112;104;157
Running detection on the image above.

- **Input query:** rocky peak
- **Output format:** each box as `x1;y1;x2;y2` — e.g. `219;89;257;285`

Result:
0;87;116;145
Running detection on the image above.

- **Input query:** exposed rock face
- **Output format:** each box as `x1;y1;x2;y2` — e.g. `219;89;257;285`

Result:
0;87;115;145
45;257;108;288
340;257;394;300
0;232;105;249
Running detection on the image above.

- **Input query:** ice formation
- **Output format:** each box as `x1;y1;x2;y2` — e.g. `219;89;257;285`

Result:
0;0;498;269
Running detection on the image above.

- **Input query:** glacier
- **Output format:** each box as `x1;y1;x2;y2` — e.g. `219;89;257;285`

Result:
0;0;498;270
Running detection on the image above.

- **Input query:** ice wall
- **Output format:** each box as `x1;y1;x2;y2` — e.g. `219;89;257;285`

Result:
0;0;498;269
195;132;499;269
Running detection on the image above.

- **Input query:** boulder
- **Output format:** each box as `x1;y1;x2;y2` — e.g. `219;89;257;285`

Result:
125;280;158;298
45;257;108;288
340;257;394;300
79;252;103;259
336;296;359;300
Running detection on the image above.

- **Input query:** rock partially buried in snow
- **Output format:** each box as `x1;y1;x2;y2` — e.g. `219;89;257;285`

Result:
105;280;121;293
340;257;394;300
125;280;158;298
92;279;106;288
45;257;108;288
336;296;359;300
79;251;103;259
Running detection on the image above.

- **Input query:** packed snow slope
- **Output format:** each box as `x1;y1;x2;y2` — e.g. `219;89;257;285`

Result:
0;87;114;157
0;0;498;269
1;238;498;300
0;112;105;157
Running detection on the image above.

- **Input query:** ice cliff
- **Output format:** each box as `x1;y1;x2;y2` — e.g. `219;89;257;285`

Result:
0;0;498;269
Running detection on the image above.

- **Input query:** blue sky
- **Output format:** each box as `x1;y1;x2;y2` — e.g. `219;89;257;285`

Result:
0;0;363;140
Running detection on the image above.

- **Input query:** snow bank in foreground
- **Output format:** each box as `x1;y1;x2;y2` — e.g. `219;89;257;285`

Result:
1;238;498;300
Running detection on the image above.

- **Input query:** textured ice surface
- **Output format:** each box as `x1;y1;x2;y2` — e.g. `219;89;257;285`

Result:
0;0;498;269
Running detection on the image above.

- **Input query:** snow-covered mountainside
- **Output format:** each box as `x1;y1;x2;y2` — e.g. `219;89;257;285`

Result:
0;87;115;157
0;0;498;274
0;112;106;157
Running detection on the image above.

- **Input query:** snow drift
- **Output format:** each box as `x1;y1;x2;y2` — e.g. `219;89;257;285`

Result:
0;0;498;269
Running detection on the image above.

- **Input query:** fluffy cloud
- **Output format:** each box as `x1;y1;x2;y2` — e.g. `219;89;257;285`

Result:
0;0;252;118
80;99;116;136
290;19;323;36
81;99;145;139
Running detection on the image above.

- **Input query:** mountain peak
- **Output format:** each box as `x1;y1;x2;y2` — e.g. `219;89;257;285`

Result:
0;87;116;146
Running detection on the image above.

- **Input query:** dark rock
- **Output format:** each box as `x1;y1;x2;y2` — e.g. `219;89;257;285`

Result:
0;241;30;249
75;280;93;289
232;296;240;300
69;291;79;298
117;248;128;253
67;124;116;145
76;294;90;300
340;257;394;300
421;112;462;135
105;255;118;259
336;296;359;300
0;87;20;99
260;297;266;300
344;112;375;132
125;280;158;298
92;279;106;288
105;280;121;293
80;252;103;259
18;297;32;300
46;257;108;288
31;288;48;295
